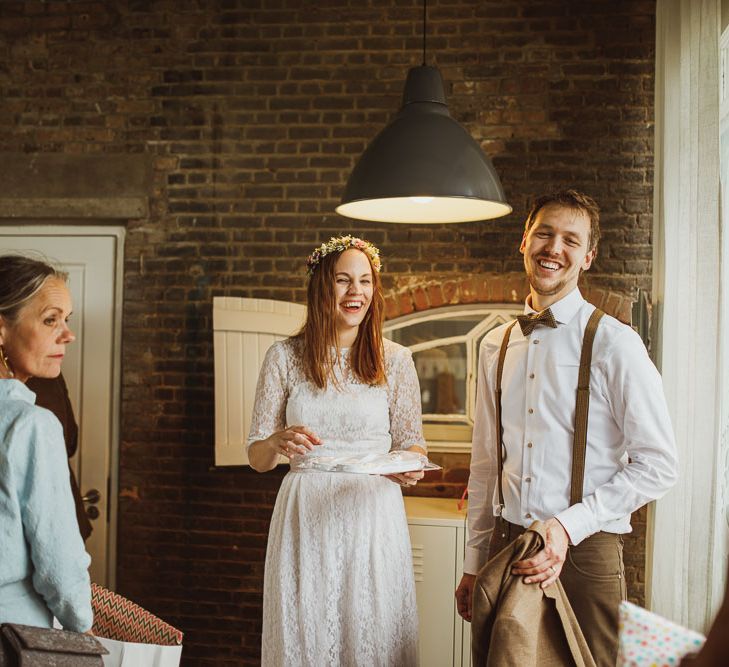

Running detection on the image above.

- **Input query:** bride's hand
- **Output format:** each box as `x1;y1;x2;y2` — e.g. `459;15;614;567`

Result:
266;426;321;458
384;470;424;487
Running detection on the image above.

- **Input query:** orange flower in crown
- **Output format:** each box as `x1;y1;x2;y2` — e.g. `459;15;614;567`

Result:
306;235;382;276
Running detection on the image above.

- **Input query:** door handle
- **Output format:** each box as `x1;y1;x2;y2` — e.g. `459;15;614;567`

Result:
82;489;101;505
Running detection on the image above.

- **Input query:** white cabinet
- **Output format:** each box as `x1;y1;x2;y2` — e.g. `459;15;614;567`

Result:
404;497;471;667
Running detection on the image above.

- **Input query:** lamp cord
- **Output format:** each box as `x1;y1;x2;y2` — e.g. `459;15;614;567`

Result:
422;0;427;65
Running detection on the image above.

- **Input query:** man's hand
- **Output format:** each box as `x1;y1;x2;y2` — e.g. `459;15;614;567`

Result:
455;573;476;622
511;518;570;589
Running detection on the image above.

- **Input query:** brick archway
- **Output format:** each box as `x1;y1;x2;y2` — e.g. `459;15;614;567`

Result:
384;273;635;324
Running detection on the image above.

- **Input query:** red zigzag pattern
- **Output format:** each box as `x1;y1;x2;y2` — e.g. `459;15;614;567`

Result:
91;583;184;646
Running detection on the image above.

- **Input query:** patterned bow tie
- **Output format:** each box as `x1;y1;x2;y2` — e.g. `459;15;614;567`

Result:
517;308;557;336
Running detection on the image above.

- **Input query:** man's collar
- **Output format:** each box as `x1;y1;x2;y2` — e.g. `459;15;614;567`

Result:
524;287;584;325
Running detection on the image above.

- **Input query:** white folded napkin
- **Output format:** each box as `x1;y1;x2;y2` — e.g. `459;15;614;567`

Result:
296;450;441;475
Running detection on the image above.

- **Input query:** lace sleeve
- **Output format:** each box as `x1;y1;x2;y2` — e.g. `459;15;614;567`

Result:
387;344;426;452
246;341;289;449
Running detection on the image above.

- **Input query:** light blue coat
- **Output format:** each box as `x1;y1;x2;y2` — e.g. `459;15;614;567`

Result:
0;379;92;632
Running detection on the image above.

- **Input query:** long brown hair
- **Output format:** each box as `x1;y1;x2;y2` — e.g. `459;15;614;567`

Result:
298;248;385;389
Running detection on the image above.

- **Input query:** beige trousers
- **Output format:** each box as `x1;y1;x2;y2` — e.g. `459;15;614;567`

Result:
488;520;626;667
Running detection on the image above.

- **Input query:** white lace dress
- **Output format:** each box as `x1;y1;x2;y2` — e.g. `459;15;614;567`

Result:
248;337;424;667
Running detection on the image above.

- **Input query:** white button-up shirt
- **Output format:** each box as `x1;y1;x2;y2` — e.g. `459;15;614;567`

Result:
464;288;678;574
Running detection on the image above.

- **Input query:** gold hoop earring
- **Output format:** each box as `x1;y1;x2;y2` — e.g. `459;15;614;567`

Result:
0;345;14;378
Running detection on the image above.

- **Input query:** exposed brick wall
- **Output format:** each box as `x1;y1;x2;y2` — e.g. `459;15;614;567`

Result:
0;0;655;664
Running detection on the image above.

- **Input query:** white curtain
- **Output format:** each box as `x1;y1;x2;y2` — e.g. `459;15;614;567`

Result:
652;0;727;631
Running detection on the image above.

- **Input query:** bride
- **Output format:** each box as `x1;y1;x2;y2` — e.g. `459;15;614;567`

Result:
247;235;426;666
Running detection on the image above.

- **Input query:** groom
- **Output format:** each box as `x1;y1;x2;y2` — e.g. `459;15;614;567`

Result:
455;190;678;665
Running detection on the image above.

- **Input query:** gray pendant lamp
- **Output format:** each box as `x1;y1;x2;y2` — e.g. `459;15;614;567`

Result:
336;2;511;224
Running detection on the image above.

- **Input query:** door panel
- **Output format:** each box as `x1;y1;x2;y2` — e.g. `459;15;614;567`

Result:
213;296;306;466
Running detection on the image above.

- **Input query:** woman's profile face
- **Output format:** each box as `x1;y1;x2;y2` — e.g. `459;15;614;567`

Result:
0;277;75;383
333;249;374;344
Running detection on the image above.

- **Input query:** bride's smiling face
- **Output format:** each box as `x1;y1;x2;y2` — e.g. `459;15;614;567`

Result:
333;249;373;345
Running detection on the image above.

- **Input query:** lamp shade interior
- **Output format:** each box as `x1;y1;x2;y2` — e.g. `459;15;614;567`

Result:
336;196;511;223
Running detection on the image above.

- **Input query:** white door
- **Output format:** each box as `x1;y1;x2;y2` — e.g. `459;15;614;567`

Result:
0;226;123;586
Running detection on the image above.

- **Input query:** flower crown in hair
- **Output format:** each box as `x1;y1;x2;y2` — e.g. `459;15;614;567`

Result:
306;235;382;276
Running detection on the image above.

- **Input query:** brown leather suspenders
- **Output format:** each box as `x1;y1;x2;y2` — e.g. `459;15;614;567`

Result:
495;308;605;519
496;321;518;516
570;308;605;505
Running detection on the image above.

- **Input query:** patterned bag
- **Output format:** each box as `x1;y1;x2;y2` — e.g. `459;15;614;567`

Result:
90;584;183;667
618;600;705;666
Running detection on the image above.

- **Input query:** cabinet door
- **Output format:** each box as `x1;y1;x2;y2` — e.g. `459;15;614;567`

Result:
408;523;459;667
457;525;471;667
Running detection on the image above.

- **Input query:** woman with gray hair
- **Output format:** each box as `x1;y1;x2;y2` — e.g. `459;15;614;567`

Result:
0;254;92;632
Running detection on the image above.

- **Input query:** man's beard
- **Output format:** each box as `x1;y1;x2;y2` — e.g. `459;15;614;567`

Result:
526;267;566;297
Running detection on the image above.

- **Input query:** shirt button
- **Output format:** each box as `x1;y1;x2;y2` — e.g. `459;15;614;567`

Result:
525;513;532;519
527;442;533;448
528;408;534;414
529;373;535;379
533;339;540;345
525;477;531;482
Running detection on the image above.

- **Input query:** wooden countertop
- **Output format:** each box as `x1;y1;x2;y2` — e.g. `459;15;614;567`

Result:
404;496;467;526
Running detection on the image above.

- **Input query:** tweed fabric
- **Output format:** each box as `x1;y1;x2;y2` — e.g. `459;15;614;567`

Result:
472;521;596;667
516;308;557;336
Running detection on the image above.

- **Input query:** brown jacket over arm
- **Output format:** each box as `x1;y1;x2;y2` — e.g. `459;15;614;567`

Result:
471;521;596;667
